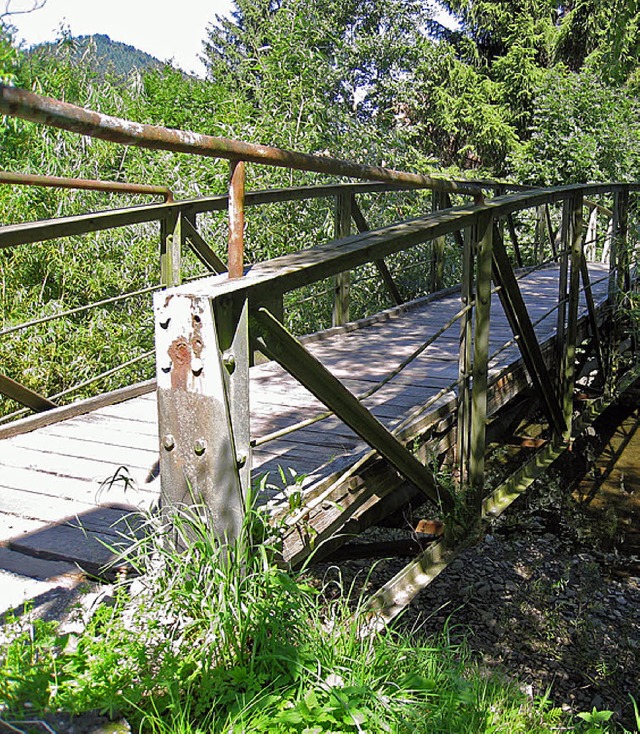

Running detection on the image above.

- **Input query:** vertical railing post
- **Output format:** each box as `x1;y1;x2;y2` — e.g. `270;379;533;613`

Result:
154;289;249;542
333;192;351;326
228;159;246;279
615;186;631;296
545;204;559;260
555;199;571;396
430;190;446;292
160;209;182;288
456;226;473;488
468;211;493;513
606;187;630;392
562;194;583;440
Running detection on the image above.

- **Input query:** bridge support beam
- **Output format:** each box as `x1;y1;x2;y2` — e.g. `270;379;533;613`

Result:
561;194;583;439
491;226;566;437
154;291;249;542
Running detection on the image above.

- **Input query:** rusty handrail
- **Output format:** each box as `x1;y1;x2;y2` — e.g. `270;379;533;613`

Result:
0;85;483;202
0;170;173;202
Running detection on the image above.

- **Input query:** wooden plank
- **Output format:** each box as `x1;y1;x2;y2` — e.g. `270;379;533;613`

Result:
0;441;157;477
44;420;160;452
8;432;158;467
0;485;136;527
8;510;142;577
0;464;157;504
0;380;155;439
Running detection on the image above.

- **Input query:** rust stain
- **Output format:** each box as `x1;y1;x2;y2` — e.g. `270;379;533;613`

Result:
168;337;191;390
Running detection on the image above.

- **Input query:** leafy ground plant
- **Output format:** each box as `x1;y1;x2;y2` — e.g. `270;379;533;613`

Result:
0;500;628;733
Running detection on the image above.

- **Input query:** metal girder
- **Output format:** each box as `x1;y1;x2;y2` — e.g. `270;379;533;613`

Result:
562;194;583;438
456;227;473;487
160;211;182;288
505;213;523;267
431;191;447;292
469;212;493;506
228;159;246;279
491;226;566;436
154;292;247;541
252;307;455;513
333;193;351;326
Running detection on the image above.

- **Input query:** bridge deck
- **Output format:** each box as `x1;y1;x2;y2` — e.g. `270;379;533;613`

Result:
0;263;610;574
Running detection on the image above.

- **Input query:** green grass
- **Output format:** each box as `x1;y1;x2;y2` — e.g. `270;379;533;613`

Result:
0;502;632;733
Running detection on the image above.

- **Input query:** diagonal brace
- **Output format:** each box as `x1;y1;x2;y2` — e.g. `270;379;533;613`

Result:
350;195;404;306
491;226;566;436
0;372;57;412
252;307;454;513
183;216;227;274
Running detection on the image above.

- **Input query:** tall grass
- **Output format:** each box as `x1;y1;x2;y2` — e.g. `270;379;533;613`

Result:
0;502;620;732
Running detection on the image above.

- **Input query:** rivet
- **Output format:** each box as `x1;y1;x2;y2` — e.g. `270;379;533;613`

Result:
236;452;247;468
192;358;203;376
194;438;207;456
163;434;175;451
222;351;235;372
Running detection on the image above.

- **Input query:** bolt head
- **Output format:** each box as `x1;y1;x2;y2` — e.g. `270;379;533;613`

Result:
191;358;204;376
222;351;236;373
163;434;175;451
194;438;207;456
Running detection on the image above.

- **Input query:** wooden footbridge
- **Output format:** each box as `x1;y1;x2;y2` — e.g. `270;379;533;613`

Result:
0;85;639;620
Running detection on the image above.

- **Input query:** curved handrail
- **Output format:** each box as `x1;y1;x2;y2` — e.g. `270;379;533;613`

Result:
0;84;484;201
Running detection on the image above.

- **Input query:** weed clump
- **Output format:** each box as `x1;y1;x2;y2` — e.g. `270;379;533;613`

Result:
0;502;610;733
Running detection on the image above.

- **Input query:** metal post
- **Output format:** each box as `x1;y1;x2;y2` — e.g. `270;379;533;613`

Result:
430;191;446;292
228;159;246;279
213;293;252;499
606;188;630;391
505;214;523;268
456;226;474;488
333;192;351;326
154;291;248;542
160;210;182;288
545;203;558;260
555;200;571;393
469;211;493;511
562;194;583;440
